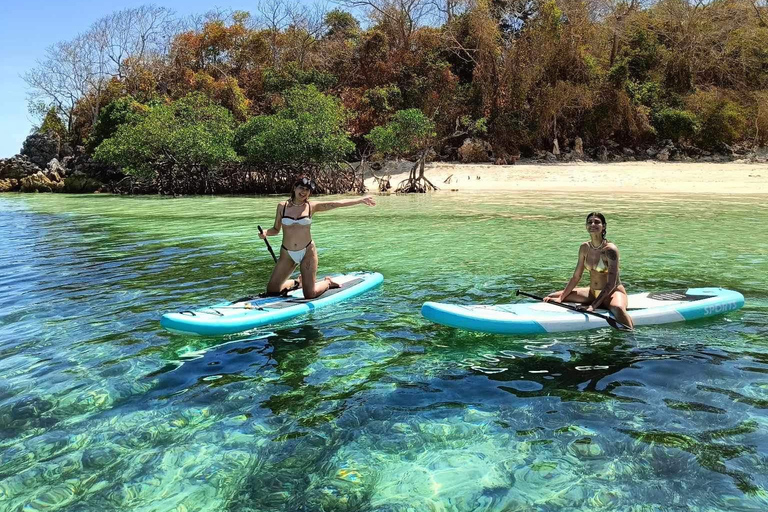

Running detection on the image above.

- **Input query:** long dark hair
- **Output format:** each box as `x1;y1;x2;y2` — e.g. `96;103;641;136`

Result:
586;212;607;240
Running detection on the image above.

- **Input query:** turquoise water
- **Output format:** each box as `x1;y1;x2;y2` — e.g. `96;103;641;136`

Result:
1;192;767;511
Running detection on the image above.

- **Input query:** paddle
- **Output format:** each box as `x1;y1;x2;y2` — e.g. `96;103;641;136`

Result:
515;290;632;331
258;225;277;263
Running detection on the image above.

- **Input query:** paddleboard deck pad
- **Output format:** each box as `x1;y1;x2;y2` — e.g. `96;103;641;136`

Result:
162;271;383;335
421;287;744;334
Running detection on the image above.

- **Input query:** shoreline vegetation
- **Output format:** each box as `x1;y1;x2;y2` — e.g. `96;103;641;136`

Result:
2;1;768;195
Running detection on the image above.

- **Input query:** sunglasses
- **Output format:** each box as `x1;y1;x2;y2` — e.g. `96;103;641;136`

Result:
296;177;317;191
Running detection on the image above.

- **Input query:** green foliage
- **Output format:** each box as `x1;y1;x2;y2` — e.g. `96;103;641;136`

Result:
263;63;337;93
608;59;630;88
87;97;149;151
234;85;354;165
652;108;699;142
39;107;66;139
365;109;436;158
325;9;360;38
94;93;237;177
694;99;747;148
362;85;402;114
620;28;659;82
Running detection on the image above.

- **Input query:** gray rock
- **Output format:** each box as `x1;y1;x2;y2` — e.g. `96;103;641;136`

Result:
622;148;635;156
0;155;42;180
646;147;659;157
597;146;609;162
47;158;67;177
20;132;60;168
545;151;558;162
656;148;670;161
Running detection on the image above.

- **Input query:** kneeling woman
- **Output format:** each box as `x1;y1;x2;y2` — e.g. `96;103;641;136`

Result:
259;176;376;299
544;212;634;330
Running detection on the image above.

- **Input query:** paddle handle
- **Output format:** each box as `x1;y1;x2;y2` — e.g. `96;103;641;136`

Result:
515;290;631;331
258;225;278;263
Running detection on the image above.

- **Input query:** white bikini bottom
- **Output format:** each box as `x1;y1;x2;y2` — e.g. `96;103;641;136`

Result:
282;240;313;264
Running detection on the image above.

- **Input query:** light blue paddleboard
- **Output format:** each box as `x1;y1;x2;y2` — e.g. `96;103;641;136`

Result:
422;287;744;334
161;271;383;335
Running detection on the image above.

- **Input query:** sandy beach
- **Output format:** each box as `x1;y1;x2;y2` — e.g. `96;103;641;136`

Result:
363;161;768;194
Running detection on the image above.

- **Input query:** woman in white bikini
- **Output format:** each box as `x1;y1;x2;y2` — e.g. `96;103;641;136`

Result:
259;176;377;299
544;212;634;330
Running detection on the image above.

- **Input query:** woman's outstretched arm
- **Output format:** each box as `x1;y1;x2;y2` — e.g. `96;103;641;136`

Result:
312;196;376;212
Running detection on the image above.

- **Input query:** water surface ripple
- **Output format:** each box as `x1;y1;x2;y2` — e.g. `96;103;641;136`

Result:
0;192;767;511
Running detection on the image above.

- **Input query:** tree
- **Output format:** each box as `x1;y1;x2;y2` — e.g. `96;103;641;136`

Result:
38;107;68;141
366;108;437;192
234;85;354;165
24;6;180;141
335;0;437;49
94;93;237;192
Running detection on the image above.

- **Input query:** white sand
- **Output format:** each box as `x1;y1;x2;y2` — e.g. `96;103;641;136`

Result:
363;160;768;194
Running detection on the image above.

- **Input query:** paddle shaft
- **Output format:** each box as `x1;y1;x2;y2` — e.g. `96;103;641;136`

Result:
515;290;631;331
258;225;278;263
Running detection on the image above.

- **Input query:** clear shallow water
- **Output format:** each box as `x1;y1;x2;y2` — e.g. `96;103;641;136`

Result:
0;192;767;511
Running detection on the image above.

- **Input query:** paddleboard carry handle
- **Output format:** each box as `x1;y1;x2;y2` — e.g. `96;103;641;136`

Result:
515;290;632;331
258;225;278;263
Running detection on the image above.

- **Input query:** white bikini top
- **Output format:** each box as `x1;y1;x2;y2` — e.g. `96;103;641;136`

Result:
281;201;312;226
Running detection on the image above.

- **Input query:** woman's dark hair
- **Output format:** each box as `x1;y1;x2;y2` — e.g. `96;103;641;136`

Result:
290;175;316;202
586;212;607;239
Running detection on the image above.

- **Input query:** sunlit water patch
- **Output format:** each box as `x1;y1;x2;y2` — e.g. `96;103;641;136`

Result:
0;192;767;511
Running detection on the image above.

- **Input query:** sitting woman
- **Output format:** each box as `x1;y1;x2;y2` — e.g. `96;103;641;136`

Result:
544;212;634;330
259;176;376;299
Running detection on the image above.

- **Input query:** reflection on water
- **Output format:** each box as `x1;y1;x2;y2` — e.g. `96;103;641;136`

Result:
0;192;767;511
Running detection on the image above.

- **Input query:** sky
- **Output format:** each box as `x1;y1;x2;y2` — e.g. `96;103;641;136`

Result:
0;0;323;158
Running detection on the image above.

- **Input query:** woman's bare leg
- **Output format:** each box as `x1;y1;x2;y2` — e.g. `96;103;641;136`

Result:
266;250;298;294
608;287;634;329
547;287;592;304
299;245;340;299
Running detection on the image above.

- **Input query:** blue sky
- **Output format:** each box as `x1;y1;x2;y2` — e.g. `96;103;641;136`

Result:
0;1;322;158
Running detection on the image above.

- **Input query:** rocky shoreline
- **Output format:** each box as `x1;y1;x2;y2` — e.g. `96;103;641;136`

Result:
0;132;111;193
2;132;767;194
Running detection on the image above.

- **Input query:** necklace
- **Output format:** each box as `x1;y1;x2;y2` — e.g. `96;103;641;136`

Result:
588;240;605;250
288;199;306;207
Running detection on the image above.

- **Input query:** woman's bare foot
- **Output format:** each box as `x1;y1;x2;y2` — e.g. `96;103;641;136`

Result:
324;276;341;289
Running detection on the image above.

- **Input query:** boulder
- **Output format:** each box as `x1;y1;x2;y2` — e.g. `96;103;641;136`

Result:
544;151;558;162
20;170;64;193
458;138;493;163
552;139;560;155
46;158;67;177
0;155;43;180
573;137;584;156
656;148;670;161
597;146;609;162
20;132;60;168
63;170;104;193
0;179;19;192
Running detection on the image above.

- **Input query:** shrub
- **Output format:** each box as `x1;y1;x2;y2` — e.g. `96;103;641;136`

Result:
365;109;436;159
94;93;237;178
652;108;699;142
234;85;353;165
687;91;747;147
87;97;149;151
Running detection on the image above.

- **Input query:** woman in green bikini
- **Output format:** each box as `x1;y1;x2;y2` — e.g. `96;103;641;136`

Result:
544;212;634;329
259;176;376;299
